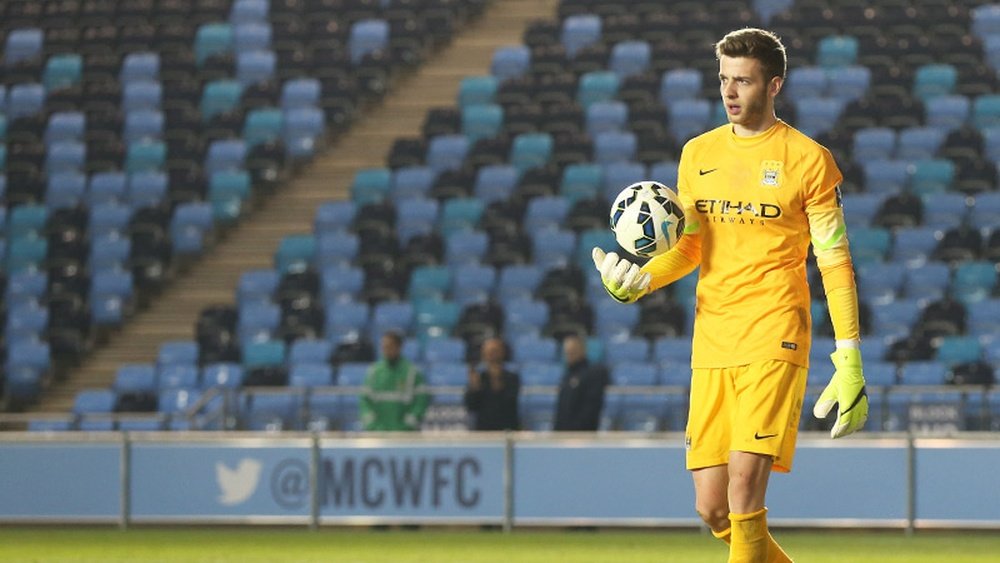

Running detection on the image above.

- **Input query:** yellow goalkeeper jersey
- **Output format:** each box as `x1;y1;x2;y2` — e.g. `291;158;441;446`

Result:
676;120;844;369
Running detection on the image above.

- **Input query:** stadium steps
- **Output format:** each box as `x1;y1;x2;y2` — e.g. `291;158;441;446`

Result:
30;0;560;414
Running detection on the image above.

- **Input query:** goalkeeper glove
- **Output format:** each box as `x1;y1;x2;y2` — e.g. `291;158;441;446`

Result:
813;347;869;439
591;247;650;304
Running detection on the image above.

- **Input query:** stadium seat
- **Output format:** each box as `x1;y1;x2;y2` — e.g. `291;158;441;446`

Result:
194;23;235;65
972;94;1000;130
852;128;896;164
490;46;531;82
816;35;859;68
158;341;199;368
609;41;651;79
899;361;947;385
202;363;245;389
426;134;470;173
660;68;703;104
827;66;871;103
289;364;334;388
4;28;43;65
513;336;558;363
936;336;983;365
911;160;957;196
461;103;504;142
785;66;827;99
349;19;390;64
459;76;498;108
906;262;951;301
913;64;959;100
952;261;998;304
7;84;45;119
170;203;214;255
473;164;519;204
121;52;160;83
509;132;553;171
531;229;576;270
924;95;971;132
236;50;276;87
561;14;602;58
667;99;711;143
577;71;620;108
896;127;946;160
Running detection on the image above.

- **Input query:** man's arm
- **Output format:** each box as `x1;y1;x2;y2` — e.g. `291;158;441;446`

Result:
406;367;430;430
359;366;378;431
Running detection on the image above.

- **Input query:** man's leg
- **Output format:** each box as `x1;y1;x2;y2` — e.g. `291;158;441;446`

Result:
728;451;792;563
692;464;730;533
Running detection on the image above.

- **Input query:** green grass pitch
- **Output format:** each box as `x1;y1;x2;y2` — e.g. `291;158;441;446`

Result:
1;527;999;562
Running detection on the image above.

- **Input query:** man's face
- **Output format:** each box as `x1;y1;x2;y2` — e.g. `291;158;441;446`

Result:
563;337;584;364
718;55;780;133
381;336;401;362
481;339;504;364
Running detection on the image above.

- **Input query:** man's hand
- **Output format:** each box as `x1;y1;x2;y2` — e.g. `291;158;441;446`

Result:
813;347;868;438
592;248;650;303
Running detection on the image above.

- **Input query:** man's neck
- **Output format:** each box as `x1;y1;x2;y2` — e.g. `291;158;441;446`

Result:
733;112;778;137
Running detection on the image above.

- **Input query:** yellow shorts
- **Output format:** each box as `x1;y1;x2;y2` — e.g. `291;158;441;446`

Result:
685;359;808;473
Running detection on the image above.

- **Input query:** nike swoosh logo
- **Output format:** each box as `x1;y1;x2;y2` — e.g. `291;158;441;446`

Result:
754;432;778;440
699;168;718;176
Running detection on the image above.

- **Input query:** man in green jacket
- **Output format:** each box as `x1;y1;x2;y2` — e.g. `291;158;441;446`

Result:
359;331;429;431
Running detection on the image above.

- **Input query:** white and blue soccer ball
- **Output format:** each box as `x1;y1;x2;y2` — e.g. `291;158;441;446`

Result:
609;181;685;258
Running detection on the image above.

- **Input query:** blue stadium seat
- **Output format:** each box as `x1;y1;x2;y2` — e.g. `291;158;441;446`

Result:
952;261;998;304
440;198;484;235
847;227;891;263
123;109;165;144
409;265;452;302
461;103;503;142
660;68;703;104
973;4;1000;37
827;65;870;103
124;140;166;173
87;172;127;206
972;94;1000;130
122;81;163;112
856;262;905;304
289;364;334;388
202;363;245;389
913;64;958;101
862;159;910;194
524;196;570;232
90;269;134;326
865;361;898;386
423;337;467;364
5;338;50;400
426;134;469;173
349;19;390;63
289;339;333;366
170;202;214;255
921;192;966;229
910;160;956;196
205;139;247;174
7;83;45;119
5;237;47;273
452;264;496;305
497;265;544;302
42;54;82;91
200;80;243;121
6;301;48;341
905;262;951;301
237;269;279;304
46;140;86;173
444;231;490;267
159;365;200;390
561;14;602;58
611;361;658;386
243;392;301;430
314;201;356;234
531;229;576;269
234;21;272;52
924;95;971;132
619;394;667;432
503;298;548;338
577;71;619;108
208;170;251;222
230;0;269;23
321;265;364;304
560;163;603;202
892;226;940;265
325;301;369;341
602;336;649;364
243;340;287;368
114;364;157;396
586;100;628;137
280;78;321;109
899;361;947;385
969;192;1000;230
593;131;637;164
852;127;895;164
74;389;117;415
127;171;168;209
45;111;85;144
120;52;160;83
968;299;1000;336
668;99;711;143
46;171;86;209
337;364;370;387
238;302;281;343
283;106;325;160
793;97;843;137
842;193;885;228
513;336;558;362
519;361;562;387
473;164;518;204
236;50;276;87
816;35;858;68
936;336;982;365
371;301;415;339
6;270;47;302
870;299;921;340
316;231;359;268
351;167;392;205
609;41;651;79
158;341;199;368
509;132;553;171
194;23;234;65
490;46;531;82
393;165;436;201
4;28;43;65
274;234;316;274
785;66;827;99
896;127;946;160
458;76;498;107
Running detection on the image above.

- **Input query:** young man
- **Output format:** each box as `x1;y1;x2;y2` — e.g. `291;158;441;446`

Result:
593;28;868;562
360;331;429;431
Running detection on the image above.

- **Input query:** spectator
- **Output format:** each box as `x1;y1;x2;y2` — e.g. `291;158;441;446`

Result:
464;337;520;430
359;331;429;431
554;335;609;431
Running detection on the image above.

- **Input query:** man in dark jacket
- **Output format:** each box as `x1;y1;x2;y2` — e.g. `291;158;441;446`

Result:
464;337;520;430
554;335;609;431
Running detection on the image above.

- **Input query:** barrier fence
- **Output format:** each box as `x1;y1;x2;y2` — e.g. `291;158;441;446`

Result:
1;432;999;529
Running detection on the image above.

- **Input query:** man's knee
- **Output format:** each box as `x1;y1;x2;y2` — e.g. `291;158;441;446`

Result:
695;499;730;532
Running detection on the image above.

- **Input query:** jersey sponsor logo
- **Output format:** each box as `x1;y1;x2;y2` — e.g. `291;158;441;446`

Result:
759;160;783;187
694;199;782;226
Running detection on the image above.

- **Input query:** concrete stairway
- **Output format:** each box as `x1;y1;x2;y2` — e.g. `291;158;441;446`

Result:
32;0;559;413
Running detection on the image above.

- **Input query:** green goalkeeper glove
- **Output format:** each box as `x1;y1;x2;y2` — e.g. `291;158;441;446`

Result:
813;347;869;439
592;247;650;304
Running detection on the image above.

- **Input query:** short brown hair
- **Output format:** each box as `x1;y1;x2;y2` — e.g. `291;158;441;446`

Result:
715;28;787;82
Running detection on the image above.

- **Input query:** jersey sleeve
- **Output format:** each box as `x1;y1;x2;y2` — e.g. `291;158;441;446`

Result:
640;144;702;292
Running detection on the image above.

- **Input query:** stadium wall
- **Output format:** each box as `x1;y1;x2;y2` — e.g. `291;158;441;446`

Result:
0;433;998;529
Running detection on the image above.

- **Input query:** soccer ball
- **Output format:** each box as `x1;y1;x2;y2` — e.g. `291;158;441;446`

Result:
609;181;685;258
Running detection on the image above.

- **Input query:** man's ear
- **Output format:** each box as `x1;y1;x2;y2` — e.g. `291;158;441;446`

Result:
769;75;783;98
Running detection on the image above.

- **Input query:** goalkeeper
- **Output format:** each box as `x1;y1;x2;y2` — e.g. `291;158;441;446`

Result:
594;28;867;563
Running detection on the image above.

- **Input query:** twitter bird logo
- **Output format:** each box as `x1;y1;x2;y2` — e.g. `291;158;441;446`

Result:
216;458;263;506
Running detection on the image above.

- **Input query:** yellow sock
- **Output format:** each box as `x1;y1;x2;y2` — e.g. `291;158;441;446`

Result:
728;508;769;563
714;524;792;562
